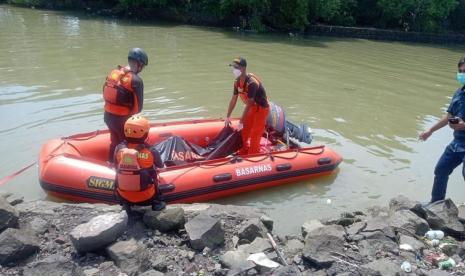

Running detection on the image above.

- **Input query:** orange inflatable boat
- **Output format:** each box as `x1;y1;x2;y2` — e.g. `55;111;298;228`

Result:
39;118;342;204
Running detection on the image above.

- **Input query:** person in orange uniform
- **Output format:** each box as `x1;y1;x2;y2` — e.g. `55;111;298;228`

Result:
225;57;270;155
114;115;165;212
103;48;148;162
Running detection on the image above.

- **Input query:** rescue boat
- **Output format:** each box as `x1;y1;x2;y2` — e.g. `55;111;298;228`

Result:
39;118;342;204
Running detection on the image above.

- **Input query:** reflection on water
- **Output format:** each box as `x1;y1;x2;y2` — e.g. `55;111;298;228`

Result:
1;5;465;234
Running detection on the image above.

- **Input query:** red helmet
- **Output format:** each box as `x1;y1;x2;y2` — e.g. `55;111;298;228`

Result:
124;115;150;140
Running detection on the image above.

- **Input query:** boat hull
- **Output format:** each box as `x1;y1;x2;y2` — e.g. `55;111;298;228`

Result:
39;119;342;204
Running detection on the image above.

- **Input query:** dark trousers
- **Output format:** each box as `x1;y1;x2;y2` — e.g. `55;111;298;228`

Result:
104;112;129;162
431;144;465;202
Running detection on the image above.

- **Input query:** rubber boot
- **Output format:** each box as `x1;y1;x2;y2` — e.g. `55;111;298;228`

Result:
152;200;166;211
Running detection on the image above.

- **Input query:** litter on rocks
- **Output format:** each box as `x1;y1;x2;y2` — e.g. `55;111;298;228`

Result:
401;261;412;273
247;252;280;268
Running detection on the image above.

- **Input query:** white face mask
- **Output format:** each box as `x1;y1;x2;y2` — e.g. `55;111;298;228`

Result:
233;68;242;78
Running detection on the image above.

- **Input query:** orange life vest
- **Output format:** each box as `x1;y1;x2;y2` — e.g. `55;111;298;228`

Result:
235;73;267;106
116;144;156;203
103;66;139;116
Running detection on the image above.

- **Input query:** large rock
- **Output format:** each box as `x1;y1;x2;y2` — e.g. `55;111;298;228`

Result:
358;238;399;257
302;233;345;268
143;207;185;232
347;217;395;241
23;254;78;276
399;234;425;251
424;199;465;235
69;212;127;253
284;239;304;256
361;259;402;275
388;210;429;236
0;228;39;265
106;238;150;276
185;213;224;251
26;217;49;236
237;237;273;254
308;224;345;240
220;250;255;271
260;215;274;232
271;265;302;276
238;218;268;243
389;195;422;215
0;197;19;232
301;219;324;238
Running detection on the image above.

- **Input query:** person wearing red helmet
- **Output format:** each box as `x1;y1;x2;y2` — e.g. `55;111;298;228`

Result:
103;48;148;162
114;115;165;212
225;57;270;155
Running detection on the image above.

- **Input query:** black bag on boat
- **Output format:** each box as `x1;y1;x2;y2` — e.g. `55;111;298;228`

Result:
154;126;242;166
154;136;206;166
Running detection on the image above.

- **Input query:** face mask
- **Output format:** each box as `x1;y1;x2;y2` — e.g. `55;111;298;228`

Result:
457;73;465;85
233;68;242;78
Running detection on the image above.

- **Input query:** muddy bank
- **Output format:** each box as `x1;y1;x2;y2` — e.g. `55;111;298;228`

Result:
2;193;465;275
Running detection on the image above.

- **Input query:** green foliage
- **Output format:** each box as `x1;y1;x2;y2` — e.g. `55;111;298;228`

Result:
309;0;357;26
377;0;458;32
4;0;464;33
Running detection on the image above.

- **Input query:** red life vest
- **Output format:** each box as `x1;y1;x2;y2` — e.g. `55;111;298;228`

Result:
103;66;139;116
116;144;156;203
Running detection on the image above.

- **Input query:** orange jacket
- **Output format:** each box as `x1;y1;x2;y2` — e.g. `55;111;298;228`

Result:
103;66;141;116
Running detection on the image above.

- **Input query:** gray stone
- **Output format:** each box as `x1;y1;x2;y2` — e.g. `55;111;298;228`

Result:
439;243;459;256
389;195;421;215
140;270;164;276
6;194;23;206
389;210;429;236
185;213;224;251
260;215;274;231
302;233;345;268
308;224;345;240
274;266;301;276
358;239;399;257
26;217;49;235
220;250;255;271
150;255;167;272
237;237;273;254
23;254;78;276
285;239;304;256
426;269;451;276
0;197;19;232
106;238;150;276
0;228;39;265
238;218;267;242
143;207;185;232
361;259;402;275
425;199;465;235
69;211;127;253
301;219;324;238
81;268;100;276
399;234;425;251
347;217;396;241
0;190;12;199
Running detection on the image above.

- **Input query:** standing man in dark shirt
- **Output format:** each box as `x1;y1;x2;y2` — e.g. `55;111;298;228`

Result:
225;57;270;155
103;48;148;162
419;57;465;202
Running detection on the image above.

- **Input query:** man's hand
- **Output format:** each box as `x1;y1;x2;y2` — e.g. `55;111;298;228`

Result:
224;117;231;126
449;118;465;130
419;130;433;141
237;122;243;131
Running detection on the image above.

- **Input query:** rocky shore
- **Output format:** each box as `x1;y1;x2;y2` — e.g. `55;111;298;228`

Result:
1;193;465;275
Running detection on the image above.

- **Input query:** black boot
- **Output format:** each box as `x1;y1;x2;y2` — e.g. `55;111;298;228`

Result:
151;200;166;211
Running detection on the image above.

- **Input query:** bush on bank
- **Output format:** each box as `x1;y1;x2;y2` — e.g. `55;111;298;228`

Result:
3;0;465;33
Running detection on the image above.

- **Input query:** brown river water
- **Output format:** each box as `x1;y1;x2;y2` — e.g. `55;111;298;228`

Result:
1;5;465;234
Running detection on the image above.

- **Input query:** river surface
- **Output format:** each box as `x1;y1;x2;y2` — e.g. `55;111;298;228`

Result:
2;5;465;234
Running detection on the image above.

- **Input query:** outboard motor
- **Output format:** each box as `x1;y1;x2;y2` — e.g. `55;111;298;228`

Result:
266;101;313;145
284;121;313;144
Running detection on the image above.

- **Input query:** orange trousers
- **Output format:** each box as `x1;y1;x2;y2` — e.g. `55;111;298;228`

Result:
241;105;269;155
